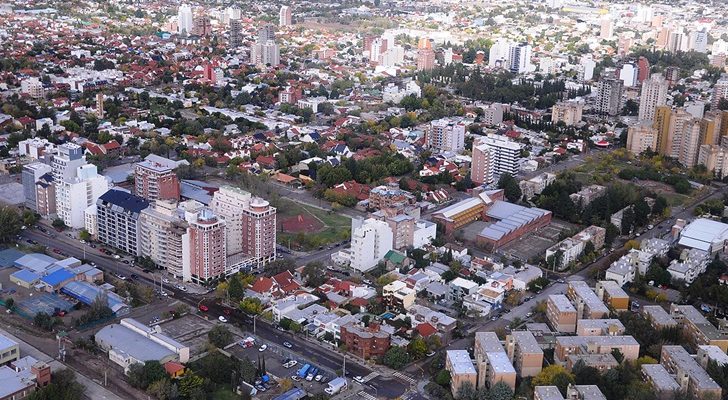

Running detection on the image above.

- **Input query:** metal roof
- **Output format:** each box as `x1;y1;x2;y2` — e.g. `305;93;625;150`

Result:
678;218;728;251
98;189;150;213
446;350;476;375
40;268;74;286
10;269;40;283
95;323;176;364
479;201;549;240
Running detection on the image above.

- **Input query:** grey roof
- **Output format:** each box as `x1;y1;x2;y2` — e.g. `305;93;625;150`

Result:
534;386;564;400
571;385;607;400
568;281;609;315
479;201;550;241
475;331;505;354
509;331;542;354
698;345;728;366
13;253;57;274
95;324;177;363
566;354;618;369
98;189;150;213
0;333;18;351
549;294;576;312
425;281;448;296
576;319;625;333
486;351;516;375
642;364;681;392
662;346;722;391
671;305;727;341
446;350;476;375
642;306;678;327
0;366;35;399
677;218;728;251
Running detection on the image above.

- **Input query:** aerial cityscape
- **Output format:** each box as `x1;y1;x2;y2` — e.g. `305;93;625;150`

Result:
0;0;727;399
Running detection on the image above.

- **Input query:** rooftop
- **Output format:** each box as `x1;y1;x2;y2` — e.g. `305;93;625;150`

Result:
475;331;505;354
671;304;727;341
642;306;678;327
699;345;728;366
508;331;542;354
678;218;728;252
568;281;609;315
479;201;550;241
95;323;177;364
548;294;576;313
98;189;150;213
0;332;18;350
486;351;517;374
446;350;476;375
662;345;722;391
534;386;564;400
642;364;681;392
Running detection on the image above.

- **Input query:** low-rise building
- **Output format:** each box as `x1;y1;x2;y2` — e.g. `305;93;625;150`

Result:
554;336;640;365
448;277;479;301
642;364;681;398
519;173;556;200
546;295;577;333
642;306;679;330
566;281;609;319
697;345;728;369
382;280;416;312
670;304;728;352
340;322;390;360
660;345;722;399
667;248;710;284
569;185;606;207
0;356;52;400
0;333;20;366
505;331;543;377
575;319;626;336
594;280;630;311
445;350;477;396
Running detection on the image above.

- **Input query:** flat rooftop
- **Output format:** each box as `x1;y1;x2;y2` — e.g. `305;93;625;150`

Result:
568;281;609;314
485;351;516;375
549;294;576;313
509;331;542;354
642;306;678;327
446;350;476;375
662;346;722;391
642;364;681;392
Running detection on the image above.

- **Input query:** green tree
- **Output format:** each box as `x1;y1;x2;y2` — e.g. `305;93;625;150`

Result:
487;381;515;400
239;357;257;384
383;346;411;369
178;372;204;398
434;369;451;386
208;325;233;348
0;207;21;242
605;223;620;246
497;173;522;203
4;297;14;309
79;229;91;242
302;261;327;287
621;207;635;235
52;218;66;230
26;369;84;400
532;365;575;395
455;381;477;400
633;199;650;227
146;378;177;400
227;276;245;301
407;337;428;359
128;361;167;390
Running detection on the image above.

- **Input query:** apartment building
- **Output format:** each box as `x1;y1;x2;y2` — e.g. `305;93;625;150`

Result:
595;78;624;116
566;281;609;319
186;208;226;283
382;280;416;312
554;335;640;365
569;185;606;207
551;101;584;126
448;277;479;302
471;135;522;185
626;121;658;155
211;186;252;257
638;74;669;122
349;218;393;272
368;185;416;211
95;189;150;256
575;319;625;336
22;163;52;212
670;304;728;352
0;333;19;366
139;200;189;279
339;322;390;360
697;345;728;369
134;157;181;201
427;119;465;153
660;345;722;399
519;173;556;200
546;295;578;333
505;331;543;377
473;332;516;390
35;174;55;217
52;143;110;229
642;363;681;397
642;305;679;330
445;350;477;396
667;248;710;284
594;280;630;311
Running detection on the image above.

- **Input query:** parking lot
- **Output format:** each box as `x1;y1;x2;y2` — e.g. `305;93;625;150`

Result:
227;335;336;397
500;219;578;262
158;314;222;357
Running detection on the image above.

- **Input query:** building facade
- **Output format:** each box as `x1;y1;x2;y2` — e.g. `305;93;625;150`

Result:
96;190;150;257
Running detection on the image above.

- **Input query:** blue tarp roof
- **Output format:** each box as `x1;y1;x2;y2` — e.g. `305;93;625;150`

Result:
41;268;75;286
272;388;306;400
60;281;129;314
11;269;41;283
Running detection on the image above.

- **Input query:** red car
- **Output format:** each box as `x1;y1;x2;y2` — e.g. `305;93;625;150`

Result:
199;305;209;312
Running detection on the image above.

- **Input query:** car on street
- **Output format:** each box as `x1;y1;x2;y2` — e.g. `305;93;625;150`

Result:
130;274;139;280
113;255;120;259
218;316;228;323
258;344;268;352
557;279;565;284
353;376;364;383
199;305;208;312
283;341;293;348
115;274;126;280
122;260;130;264
526;312;533;318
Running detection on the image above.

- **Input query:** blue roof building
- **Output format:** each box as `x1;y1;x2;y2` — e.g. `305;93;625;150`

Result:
9;269;40;288
40;268;75;291
60;281;130;315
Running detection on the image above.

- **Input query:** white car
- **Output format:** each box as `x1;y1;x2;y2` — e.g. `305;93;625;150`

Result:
258;344;268;352
163;278;170;283
113;255;120;259
324;388;335;395
353;376;364;383
218;316;228;323
315;375;323;382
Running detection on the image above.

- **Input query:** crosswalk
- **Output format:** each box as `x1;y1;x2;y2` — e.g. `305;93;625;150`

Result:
361;371;379;382
393;372;416;384
358;391;378;400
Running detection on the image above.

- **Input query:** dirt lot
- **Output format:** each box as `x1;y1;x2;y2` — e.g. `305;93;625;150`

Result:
500;219;579;262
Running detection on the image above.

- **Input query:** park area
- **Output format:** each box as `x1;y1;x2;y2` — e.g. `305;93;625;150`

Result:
277;199;351;251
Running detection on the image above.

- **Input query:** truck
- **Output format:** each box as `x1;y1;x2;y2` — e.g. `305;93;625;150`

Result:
325;377;348;395
297;364;311;379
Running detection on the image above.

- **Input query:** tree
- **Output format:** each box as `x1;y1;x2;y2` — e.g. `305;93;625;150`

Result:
532;365;575;395
26;369;84;400
128;361;167;390
227;276;245;301
33;312;60;331
621;207;635;235
52;218;67;230
505;290;523;307
264;258;295;275
455;381;477;400
178;372;204;399
0;207;21;242
208;325;233;348
302;261;327;287
497;173;522;203
408;337;428;359
605;223;620;246
383;346;410;369
434;369;451;386
146;378;176;400
633;199;650;227
487;381;515;400
4;297;14;310
239;357;257;384
79;229;91;242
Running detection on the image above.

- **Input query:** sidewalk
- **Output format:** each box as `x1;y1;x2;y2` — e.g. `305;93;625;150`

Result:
0;328;125;400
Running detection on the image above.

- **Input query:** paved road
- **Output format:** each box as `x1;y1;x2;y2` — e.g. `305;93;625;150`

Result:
20;230;410;399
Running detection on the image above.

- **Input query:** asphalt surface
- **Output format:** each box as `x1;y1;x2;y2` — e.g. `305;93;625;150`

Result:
20;229;410;399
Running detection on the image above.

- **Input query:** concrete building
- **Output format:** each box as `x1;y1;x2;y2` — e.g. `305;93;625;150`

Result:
660;345;722;399
134;158;181;201
448;277;479;302
251;40;280;66
96;189;150;256
670;304;728;352
569;185;606;207
545;226;606;271
95;318;189;372
575;319;625;336
677;218;728;254
20;77;44;99
279;5;292;26
546;295;577;333
712;74;728;111
35;173;55;217
480;103;504;126
554;336;640;364
186;208;226;283
595;78;624;116
139;200;189;279
416;49;436;72
667;248;710;284
427;119;465;153
349;218;393;272
505;331;543;377
445;350;477;396
0;333;19;366
177;4;193;35
339;323;390;360
519;173;555;200
626;121;658;155
471;135;522;185
52;143;110;229
551;101;584;126
642;305;679;330
382;280;416;312
594;280;630;311
566;281;609;319
18;138;54;160
697;345;728;369
642;363;681;398
638;74;669;122
509;43;532;74
474;332;517;390
22;163;52;212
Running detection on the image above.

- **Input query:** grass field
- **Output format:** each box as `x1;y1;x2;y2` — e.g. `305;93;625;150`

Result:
210;386;243;400
277;199;351;251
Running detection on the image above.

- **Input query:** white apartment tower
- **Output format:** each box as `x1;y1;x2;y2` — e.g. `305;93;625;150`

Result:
350;218;393;272
52;143;110;229
509;43;533;74
638;74;669;122
177;4;193;35
471;135;522;184
427;119;465;153
279;5;292;26
211;186;252;257
712;75;728;110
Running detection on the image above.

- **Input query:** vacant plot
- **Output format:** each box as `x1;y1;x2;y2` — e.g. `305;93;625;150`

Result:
500;219;579;262
277;200;350;251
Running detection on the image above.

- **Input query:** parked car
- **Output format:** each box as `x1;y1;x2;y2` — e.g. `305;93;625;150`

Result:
258;344;268;352
283;341;293;349
199;305;209;312
353;376;364;383
218;316;228;323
